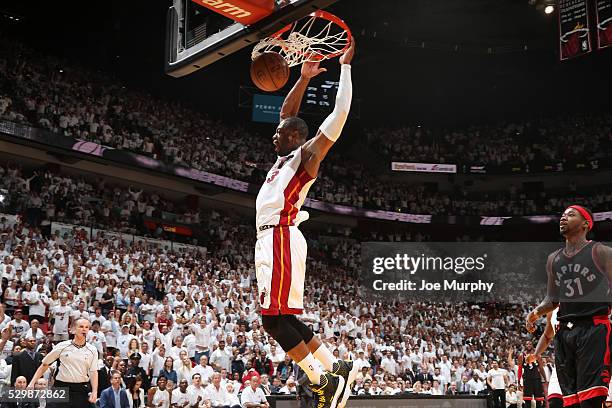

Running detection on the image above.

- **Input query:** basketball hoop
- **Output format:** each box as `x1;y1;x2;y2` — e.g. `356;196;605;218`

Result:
252;10;352;67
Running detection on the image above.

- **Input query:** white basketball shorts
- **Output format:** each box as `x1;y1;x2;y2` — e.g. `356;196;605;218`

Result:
255;225;306;315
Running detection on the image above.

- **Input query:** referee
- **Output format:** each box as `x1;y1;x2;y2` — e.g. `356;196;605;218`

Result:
28;318;98;407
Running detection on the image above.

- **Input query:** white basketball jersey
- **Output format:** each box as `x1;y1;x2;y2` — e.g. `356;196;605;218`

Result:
551;308;558;334
256;147;315;230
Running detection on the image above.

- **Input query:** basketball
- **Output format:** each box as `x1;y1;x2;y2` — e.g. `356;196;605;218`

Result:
250;52;290;92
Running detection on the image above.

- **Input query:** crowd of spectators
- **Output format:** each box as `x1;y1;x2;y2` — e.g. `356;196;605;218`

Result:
2;35;612;218
0;162;206;239
366;116;612;167
2;159;612;253
310;172;612;215
0;36;275;185
0;201;553;408
0;26;609;408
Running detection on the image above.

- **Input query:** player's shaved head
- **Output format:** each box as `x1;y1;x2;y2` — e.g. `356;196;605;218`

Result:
282;116;309;141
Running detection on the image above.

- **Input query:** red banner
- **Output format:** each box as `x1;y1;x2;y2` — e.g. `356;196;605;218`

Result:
596;0;612;48
191;0;274;25
143;220;193;237
559;0;592;60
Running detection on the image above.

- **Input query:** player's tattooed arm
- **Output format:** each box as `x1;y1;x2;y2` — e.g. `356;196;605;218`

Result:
594;243;612;283
279;61;326;120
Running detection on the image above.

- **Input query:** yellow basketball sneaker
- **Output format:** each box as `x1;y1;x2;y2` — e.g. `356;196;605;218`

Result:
309;372;346;408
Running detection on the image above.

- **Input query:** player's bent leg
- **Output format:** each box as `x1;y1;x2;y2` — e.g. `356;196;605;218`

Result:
294;322;357;408
576;320;611;408
284;315;336;371
265;315;345;408
282;314;315;344
548;397;563;408
533;381;545;408
262;314;303;351
262;317;318;376
579;396;606;408
555;331;579;408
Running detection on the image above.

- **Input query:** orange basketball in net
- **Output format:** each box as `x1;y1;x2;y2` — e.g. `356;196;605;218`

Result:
250;52;290;92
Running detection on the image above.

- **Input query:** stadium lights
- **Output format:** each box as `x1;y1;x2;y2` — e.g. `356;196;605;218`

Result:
529;0;555;14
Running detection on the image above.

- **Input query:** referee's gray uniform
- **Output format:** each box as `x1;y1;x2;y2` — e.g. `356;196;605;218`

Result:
42;340;99;406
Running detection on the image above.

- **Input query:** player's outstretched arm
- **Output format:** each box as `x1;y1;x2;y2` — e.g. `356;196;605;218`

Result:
534;311;555;356
302;39;355;178
279;61;326;120
526;252;559;332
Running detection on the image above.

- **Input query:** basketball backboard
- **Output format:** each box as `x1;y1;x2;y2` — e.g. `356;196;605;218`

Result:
165;0;340;77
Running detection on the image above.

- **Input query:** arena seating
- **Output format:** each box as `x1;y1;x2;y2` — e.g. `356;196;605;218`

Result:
1;36;611;217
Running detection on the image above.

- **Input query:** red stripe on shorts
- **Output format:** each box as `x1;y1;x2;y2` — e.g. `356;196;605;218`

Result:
563;394;579;406
593;315;611;384
577;386;608;402
268;226;282;313
280;226;292;311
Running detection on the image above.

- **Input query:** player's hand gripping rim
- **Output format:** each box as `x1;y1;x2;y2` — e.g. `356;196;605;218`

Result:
339;38;355;65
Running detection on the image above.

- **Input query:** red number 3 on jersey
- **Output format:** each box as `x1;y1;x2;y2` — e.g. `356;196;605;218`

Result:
266;170;280;183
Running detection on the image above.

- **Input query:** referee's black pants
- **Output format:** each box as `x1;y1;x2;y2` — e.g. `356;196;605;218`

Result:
49;380;92;408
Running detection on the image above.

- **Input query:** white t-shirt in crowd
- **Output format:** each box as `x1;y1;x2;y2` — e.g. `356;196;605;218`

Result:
86;330;107;356
172;388;195;407
51;305;72;334
187;384;207;407
204;384;230;407
10;319;30;338
241;386;267;406
28;292;49;317
487;368;508;390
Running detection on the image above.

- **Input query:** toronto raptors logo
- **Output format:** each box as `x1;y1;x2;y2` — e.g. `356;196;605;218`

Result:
554;262;597;298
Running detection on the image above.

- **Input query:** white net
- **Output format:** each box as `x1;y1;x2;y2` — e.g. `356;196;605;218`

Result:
252;12;350;67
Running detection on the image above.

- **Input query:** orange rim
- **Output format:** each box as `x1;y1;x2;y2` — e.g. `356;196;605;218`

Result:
271;10;352;60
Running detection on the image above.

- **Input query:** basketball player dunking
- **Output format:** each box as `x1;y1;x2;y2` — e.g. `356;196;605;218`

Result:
526;205;612;408
255;40;357;408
